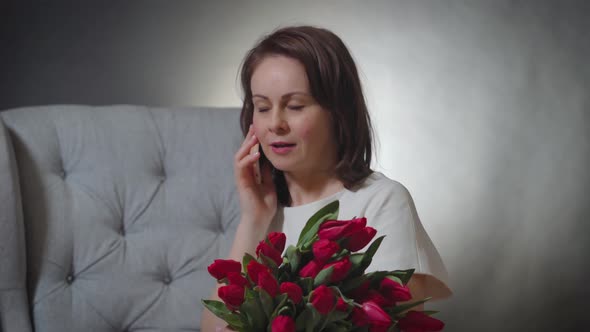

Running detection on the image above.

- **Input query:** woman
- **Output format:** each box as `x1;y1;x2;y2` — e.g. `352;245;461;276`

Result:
201;25;452;332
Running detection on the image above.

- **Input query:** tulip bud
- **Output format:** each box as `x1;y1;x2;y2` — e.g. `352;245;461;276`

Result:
218;284;245;309
268;232;286;253
398;310;445;332
247;260;269;284
226;272;248;287
380;277;412;302
256;241;283;266
312;239;340;263
207;259;242;280
345;226;377;252
257;268;279;297
280;282;303;304
299;260;324;279
310;285;336;315
361;301;392;329
323;256;352;283
271;315;295;332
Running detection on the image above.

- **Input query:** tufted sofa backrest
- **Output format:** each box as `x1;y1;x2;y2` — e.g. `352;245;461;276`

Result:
0;105;243;331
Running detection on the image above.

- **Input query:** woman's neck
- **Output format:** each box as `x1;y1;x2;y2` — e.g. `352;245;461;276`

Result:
284;170;344;207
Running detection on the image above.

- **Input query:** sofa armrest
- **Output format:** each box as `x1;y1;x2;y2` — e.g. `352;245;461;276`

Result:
0;117;32;332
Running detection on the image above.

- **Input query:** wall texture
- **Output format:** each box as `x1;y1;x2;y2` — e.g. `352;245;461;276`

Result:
1;1;589;331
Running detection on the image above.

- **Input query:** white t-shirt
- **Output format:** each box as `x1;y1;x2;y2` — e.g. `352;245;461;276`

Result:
270;172;452;300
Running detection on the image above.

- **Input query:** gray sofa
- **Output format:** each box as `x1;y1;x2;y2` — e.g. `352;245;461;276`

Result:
0;105;243;331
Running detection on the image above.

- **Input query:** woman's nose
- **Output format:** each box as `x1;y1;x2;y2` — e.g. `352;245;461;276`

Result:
269;109;288;133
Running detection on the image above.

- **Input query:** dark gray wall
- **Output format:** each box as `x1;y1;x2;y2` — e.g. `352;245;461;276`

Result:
2;1;589;331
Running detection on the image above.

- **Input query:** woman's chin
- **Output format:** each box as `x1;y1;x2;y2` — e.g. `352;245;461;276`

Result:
268;160;294;173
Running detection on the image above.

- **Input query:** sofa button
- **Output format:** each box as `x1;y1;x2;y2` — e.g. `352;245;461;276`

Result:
119;225;125;236
60;170;66;178
163;276;171;285
66;274;75;284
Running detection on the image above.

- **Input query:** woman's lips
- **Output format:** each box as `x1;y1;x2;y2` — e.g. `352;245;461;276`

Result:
270;143;296;155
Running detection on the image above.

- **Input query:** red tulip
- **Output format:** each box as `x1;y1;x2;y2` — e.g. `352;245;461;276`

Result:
207;259;241;280
365;290;395;308
280;282;303;304
352;307;368;326
318;218;366;241
299;260;324;279
323;256;352;283
257;268;279;297
218;284;245;309
362;301;392;328
349;280;371;302
247;259;269;284
345;226;377;252
268;232;286;253
312;239;340;263
397;311;444;332
380;277;412;302
336;297;349;311
226;272;248;287
256;240;283;266
310;285;336;315
271;315;295;332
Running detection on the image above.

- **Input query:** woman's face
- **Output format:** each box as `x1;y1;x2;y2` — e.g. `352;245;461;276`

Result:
250;55;338;175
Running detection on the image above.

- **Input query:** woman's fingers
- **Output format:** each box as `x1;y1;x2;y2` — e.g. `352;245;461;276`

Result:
234;125;258;164
235;146;261;186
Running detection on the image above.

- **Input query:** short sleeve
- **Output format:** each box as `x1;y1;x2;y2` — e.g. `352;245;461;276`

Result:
364;181;452;301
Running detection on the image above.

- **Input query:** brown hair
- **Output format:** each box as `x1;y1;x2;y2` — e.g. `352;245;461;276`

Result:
239;25;374;206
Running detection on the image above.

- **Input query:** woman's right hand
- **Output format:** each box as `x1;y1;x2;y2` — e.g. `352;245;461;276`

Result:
234;125;277;229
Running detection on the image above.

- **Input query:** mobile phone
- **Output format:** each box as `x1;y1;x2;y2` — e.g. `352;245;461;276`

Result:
250;143;262;184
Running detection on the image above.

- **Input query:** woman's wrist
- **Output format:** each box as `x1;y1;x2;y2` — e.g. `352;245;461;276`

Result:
227;217;272;261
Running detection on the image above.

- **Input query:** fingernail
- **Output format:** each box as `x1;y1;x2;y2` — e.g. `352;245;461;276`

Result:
251;134;257;140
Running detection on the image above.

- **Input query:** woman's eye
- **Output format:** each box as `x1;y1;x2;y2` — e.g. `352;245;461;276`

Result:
287;105;304;110
257;108;269;113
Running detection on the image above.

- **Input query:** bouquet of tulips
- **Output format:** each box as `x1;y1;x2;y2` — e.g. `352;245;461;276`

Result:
202;201;444;332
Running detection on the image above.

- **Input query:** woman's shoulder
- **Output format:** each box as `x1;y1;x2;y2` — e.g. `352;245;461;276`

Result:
352;171;412;199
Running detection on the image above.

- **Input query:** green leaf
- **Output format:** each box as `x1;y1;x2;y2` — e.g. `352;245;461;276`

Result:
286;245;301;274
242;253;256;275
325;322;353;332
347;236;385;277
258;288;274;319
224;313;245;330
304;304;321;332
295;306;313;332
384;275;403;286
201;300;245;330
325;308;350;324
421;310;439;316
389;297;432;315
313;266;334;287
300;277;314;295
388;269;415;285
348;253;365;276
201;300;231;321
339;274;368;293
297;200;339;247
270;293;289;321
258;252;279;271
240;289;266;330
362;235;385;265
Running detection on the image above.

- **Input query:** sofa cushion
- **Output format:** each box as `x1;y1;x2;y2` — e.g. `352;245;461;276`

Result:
0;105;243;331
0;111;33;332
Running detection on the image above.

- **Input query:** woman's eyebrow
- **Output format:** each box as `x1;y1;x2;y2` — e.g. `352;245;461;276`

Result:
252;92;310;100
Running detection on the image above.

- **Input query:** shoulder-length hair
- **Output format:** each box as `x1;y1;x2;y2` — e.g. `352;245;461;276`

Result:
239;25;374;206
